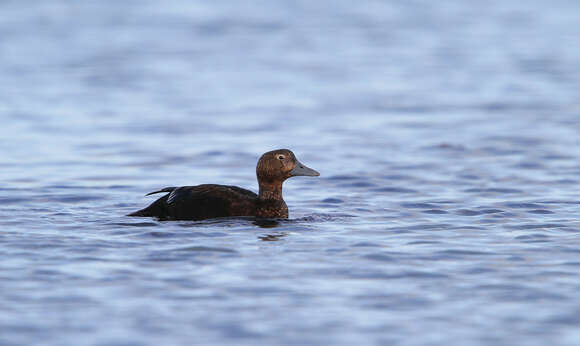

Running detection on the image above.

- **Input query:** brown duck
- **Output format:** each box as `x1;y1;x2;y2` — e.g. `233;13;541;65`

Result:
128;149;320;220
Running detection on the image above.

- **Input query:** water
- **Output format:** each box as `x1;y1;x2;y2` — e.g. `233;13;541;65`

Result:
1;1;580;345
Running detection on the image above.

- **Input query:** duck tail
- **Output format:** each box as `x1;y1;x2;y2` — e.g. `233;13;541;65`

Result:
127;209;150;217
127;187;176;217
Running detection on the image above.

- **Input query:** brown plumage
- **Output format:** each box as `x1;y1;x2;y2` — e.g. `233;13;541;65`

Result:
128;149;320;220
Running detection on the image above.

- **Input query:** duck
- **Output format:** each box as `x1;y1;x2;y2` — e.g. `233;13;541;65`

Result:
128;149;320;220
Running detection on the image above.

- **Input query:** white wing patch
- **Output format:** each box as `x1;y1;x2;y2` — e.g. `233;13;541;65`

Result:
167;189;179;204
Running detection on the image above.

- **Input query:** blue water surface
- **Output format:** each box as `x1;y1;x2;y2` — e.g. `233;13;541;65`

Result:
1;1;580;345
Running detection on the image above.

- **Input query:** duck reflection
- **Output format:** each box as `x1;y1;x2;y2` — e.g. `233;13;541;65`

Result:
253;218;281;228
258;232;287;241
253;218;288;241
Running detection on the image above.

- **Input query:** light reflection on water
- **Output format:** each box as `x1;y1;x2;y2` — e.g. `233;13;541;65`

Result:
1;0;580;345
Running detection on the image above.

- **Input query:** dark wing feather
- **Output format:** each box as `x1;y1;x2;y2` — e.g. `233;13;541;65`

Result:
130;184;257;220
146;187;177;196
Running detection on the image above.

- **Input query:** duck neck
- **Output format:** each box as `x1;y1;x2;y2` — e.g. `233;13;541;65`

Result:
258;181;284;201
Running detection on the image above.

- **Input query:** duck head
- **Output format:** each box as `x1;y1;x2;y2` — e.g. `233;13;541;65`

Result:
256;149;320;185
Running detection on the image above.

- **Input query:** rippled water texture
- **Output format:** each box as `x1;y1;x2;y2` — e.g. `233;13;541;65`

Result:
1;1;580;345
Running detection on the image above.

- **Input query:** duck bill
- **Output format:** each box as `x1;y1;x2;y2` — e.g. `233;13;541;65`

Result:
290;160;320;177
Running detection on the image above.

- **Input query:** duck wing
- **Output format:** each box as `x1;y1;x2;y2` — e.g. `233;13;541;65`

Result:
165;184;257;220
129;184;257;220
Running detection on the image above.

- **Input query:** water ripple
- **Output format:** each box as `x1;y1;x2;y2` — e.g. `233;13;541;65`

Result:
1;1;580;345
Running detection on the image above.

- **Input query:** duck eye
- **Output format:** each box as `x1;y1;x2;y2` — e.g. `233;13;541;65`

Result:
278;155;285;160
